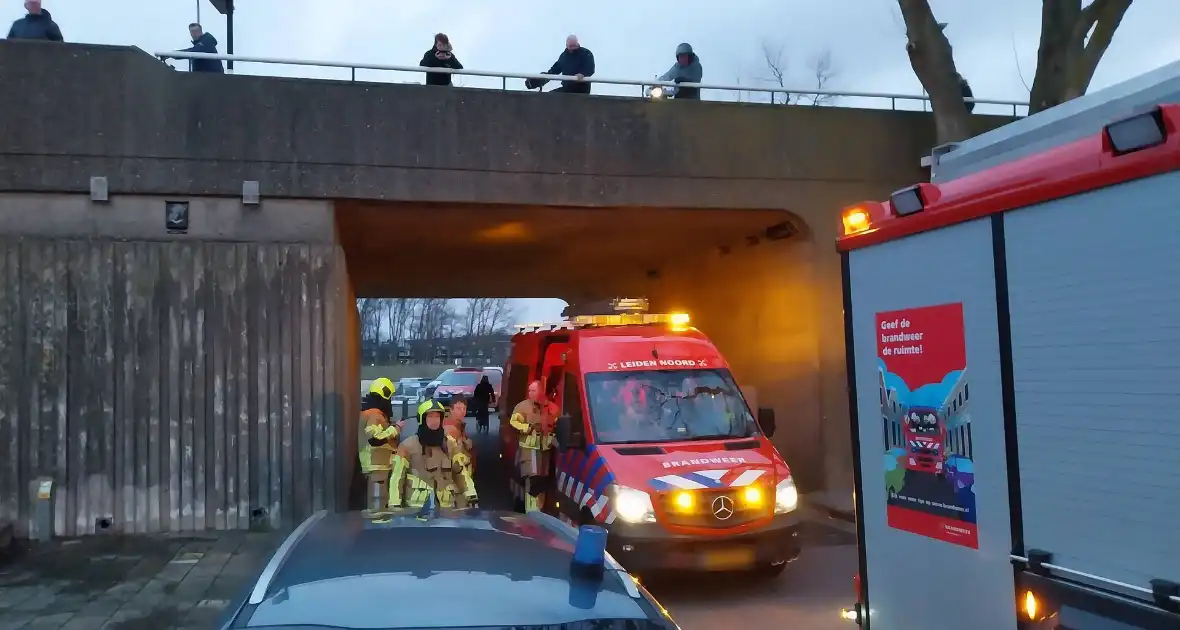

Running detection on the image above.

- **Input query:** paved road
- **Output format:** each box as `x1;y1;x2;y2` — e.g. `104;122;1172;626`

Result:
469;413;858;630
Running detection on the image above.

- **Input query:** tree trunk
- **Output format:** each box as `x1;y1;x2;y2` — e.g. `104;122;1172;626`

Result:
897;0;974;144
1028;0;1133;114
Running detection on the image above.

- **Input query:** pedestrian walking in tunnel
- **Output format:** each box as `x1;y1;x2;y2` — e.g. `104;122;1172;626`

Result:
524;34;595;94
420;32;463;86
472;374;496;433
6;0;62;41
179;23;224;73
657;43;703;100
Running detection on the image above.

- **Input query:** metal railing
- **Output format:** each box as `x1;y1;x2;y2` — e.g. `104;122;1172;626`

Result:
156;51;1028;116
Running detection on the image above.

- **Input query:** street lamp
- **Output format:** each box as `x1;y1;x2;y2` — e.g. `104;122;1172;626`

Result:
207;0;236;71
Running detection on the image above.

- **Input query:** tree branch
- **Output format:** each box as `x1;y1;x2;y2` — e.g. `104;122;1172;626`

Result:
1071;0;1133;97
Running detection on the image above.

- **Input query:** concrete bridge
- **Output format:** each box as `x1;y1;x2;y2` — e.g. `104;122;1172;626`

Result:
0;40;1013;536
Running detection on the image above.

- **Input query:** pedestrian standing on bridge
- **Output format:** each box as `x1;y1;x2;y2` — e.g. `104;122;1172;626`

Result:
524;34;594;94
179;23;224;73
6;1;62;41
420;32;463;86
657;43;703;100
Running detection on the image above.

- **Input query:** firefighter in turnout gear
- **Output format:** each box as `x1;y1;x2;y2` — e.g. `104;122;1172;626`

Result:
508;380;559;513
443;395;476;476
359;377;405;511
391;400;478;508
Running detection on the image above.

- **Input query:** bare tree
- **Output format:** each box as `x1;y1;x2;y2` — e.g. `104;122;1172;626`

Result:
804;49;839;106
757;41;840;106
385;298;414;345
898;0;1134;144
461;298;518;337
759;41;794;104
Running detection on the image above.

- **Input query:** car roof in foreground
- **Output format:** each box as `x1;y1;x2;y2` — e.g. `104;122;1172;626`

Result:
239;510;657;629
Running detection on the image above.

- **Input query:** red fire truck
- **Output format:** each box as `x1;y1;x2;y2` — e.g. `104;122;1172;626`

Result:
900;407;947;475
837;94;1180;630
499;300;803;576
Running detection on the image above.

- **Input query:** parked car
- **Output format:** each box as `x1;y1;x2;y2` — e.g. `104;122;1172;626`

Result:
217;509;679;629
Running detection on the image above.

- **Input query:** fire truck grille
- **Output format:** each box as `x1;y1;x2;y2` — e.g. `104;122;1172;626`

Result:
659;487;771;529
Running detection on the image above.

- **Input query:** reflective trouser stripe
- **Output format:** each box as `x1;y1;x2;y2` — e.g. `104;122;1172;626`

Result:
406;474;457;508
461;469;477;499
387;456;406;507
408;475;432;507
523;477;543;513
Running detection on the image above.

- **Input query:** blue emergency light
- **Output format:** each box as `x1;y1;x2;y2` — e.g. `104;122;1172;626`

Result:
570;525;608;580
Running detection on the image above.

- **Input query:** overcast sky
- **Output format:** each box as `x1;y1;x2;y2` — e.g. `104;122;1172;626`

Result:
25;0;1180;323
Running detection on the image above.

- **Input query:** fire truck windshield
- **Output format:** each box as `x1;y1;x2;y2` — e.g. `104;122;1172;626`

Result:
584;369;759;444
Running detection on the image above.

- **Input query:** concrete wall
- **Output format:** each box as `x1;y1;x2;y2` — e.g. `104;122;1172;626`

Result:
0;41;1012;212
0;194;356;536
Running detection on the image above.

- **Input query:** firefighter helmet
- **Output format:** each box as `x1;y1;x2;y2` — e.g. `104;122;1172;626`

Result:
369;377;396;400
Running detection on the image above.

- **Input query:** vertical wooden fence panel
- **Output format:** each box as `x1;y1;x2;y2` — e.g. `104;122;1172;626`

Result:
0;238;352;536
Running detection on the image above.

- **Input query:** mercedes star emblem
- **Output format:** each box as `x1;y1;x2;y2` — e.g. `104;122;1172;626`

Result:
711;495;735;520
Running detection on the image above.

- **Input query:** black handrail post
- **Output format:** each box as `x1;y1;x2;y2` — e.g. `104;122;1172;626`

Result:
226;0;234;72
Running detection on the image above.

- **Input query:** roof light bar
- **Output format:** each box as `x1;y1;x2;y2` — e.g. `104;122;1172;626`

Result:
1105;107;1167;156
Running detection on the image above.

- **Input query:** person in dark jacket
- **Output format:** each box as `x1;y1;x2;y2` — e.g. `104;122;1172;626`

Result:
472;375;497;433
657;42;703;100
419;33;463;86
7;1;62;41
958;73;975;113
524;34;595;94
181;23;224;74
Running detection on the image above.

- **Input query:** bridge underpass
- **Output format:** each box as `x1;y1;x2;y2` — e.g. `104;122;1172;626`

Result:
0;40;1015;537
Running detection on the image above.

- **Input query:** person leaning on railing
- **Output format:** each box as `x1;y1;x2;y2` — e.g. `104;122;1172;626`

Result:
524;34;595;94
420;32;462;86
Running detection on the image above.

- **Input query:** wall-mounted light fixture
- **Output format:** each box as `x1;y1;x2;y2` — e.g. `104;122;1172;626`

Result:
165;201;190;233
90;176;109;202
242;180;260;206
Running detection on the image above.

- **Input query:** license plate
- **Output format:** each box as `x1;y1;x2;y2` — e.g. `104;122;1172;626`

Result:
702;547;755;570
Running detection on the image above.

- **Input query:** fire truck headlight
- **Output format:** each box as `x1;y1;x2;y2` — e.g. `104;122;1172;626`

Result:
613;485;656;523
774;477;799;514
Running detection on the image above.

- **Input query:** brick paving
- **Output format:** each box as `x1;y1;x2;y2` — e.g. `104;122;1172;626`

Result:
0;530;284;630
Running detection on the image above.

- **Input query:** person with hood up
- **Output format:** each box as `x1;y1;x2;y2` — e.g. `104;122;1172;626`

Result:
390;400;478;509
524;34;595;94
179;23;224;73
7;1;62;41
657;43;703;100
472;374;496;433
419;32;463;86
359;378;406;510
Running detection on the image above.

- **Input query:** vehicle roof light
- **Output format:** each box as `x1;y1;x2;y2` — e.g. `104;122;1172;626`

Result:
569;312;688;328
570;525;607;580
611;298;649;313
890;184;925;217
842;206;871;236
1105;107;1167;156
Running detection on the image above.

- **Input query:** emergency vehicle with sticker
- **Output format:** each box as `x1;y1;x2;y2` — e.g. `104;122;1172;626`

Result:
836;68;1180;630
499;299;802;576
901;407;947;475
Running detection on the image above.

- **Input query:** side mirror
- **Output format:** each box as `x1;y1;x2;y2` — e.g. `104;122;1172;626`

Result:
758;407;777;438
555;414;585;450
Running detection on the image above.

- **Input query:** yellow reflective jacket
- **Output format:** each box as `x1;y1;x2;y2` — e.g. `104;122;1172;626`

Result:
509;399;557;451
390;435;477;508
359;407;401;473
